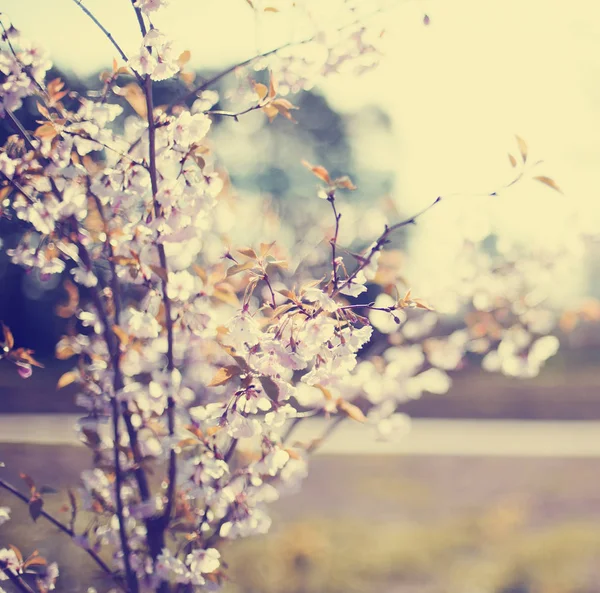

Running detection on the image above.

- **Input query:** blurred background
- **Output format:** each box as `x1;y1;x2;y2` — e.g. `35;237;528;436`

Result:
1;1;600;592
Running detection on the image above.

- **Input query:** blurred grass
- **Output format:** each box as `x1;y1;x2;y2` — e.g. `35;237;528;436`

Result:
2;446;600;592
222;516;600;593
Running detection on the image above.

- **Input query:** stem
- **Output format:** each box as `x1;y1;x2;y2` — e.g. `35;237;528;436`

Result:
0;479;117;582
263;273;277;309
4;108;36;151
333;196;442;298
132;4;176;584
328;194;341;291
111;399;140;593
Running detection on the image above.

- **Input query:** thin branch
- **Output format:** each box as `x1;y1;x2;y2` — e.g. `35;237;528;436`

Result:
332;196;442;298
328;193;342;290
110;400;140;593
203;104;263;121
4;108;36;152
0;479;117;582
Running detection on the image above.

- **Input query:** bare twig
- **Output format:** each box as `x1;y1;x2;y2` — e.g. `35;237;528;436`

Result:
328;193;342;290
332;196;442;299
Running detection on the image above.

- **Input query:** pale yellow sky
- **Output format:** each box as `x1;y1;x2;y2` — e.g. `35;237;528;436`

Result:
3;0;600;302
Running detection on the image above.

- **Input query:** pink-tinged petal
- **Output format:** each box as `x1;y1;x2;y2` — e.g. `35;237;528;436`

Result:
17;363;32;379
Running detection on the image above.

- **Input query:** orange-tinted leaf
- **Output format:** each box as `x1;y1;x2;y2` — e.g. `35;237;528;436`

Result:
55;279;79;318
237;247;258;259
508;153;517;168
1;322;14;350
36;102;50;119
253;82;269;102
120;83;148;119
533;175;562;194
515;135;527;163
301;160;332;184
208;365;242;387
226;260;255;277
57;371;78;390
9;545;23;563
177;50;191;67
24;555;47;568
34;122;58;140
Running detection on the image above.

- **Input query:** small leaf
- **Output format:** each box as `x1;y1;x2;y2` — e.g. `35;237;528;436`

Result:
149;265;168;282
36;102;50;119
1;322;14;349
29;496;44;522
9;545;23;563
259;241;276;257
333;175;357;190
264;6;279;11
55;279;79;318
33;122;57;140
20;473;36;493
57;371;78;390
24;555;47;568
508;153;517;168
253;82;269;102
237;247;258;259
120;83;148;119
301;160;332;184
226;260;255;277
208;365;242;387
533;175;563;194
515;135;527;163
177;50;191;67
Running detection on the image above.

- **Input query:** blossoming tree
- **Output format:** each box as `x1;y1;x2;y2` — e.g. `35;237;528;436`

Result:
0;1;575;592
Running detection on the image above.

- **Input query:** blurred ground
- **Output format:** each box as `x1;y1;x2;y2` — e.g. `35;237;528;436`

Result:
1;445;600;593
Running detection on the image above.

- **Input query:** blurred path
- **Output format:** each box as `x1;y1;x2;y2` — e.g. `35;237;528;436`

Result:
1;415;600;456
